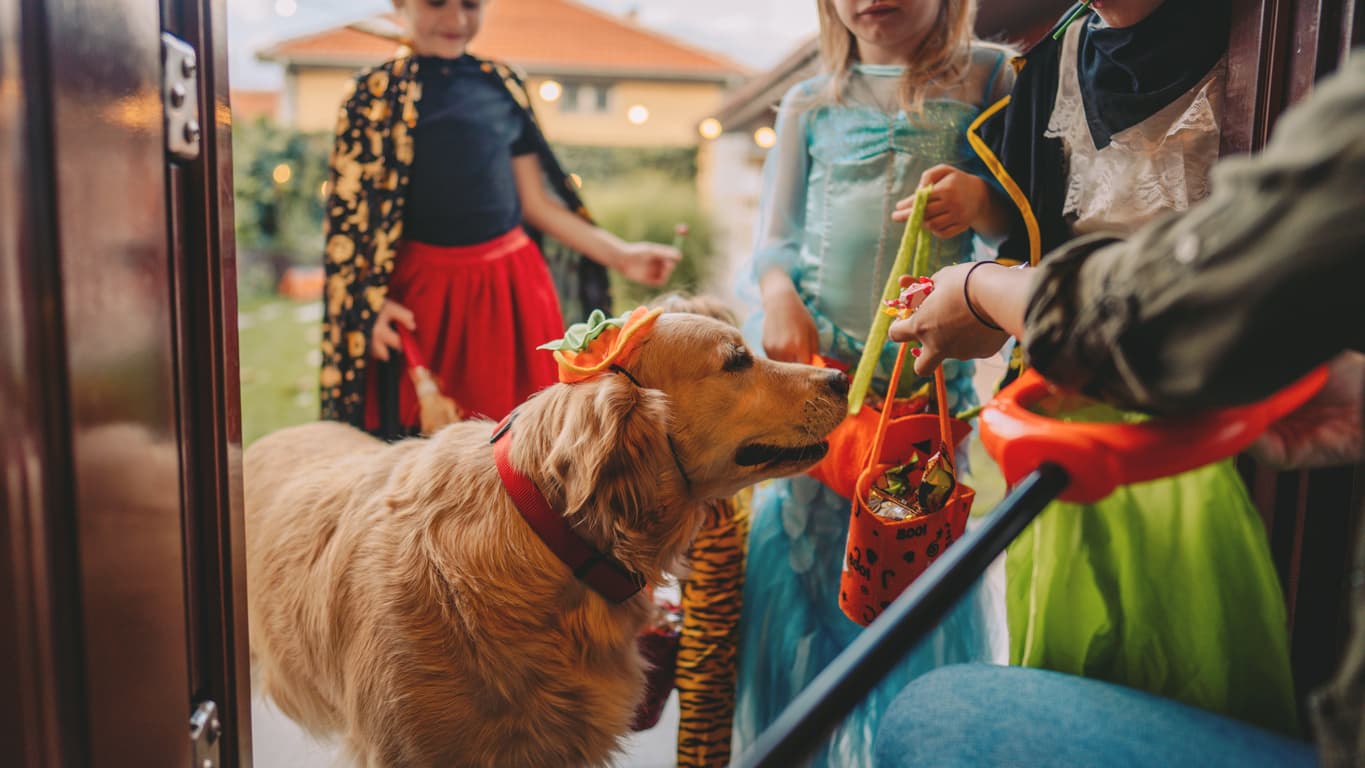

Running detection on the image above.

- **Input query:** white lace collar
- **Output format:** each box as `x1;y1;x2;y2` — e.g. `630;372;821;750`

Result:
1045;21;1227;236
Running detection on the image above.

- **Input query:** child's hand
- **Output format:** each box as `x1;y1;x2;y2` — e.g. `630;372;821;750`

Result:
893;165;991;239
1251;351;1365;469
616;242;681;287
371;299;416;363
888;263;1011;376
759;270;819;363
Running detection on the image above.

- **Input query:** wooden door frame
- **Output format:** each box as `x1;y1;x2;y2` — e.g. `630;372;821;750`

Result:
1224;0;1361;155
1224;0;1363;711
163;0;253;763
1;0;250;764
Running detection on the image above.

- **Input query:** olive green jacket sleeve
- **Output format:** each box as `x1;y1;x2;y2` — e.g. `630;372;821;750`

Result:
1023;52;1365;415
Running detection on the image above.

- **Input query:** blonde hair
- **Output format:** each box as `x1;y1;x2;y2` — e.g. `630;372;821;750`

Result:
647;292;740;328
816;0;978;115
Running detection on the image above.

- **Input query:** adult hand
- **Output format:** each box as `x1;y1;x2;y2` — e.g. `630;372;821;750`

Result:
888;262;1010;376
760;273;820;363
615;242;681;287
892;165;990;239
370;299;415;363
1249;351;1365;470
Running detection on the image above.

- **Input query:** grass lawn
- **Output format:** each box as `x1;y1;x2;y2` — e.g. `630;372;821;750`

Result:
238;295;322;447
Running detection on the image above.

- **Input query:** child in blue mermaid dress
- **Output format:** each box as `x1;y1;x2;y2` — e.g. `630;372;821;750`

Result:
732;2;1014;763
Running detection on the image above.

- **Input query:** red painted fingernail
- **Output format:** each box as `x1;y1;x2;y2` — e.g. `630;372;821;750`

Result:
911;347;922;357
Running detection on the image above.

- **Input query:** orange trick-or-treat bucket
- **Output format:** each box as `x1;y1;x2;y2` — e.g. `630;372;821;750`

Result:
839;345;974;627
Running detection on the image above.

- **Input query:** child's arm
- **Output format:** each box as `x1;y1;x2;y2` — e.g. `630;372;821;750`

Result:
759;267;820;363
512;154;679;287
891;165;1010;239
754;83;820;363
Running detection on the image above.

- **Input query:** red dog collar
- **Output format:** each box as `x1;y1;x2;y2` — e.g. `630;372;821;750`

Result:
490;414;645;603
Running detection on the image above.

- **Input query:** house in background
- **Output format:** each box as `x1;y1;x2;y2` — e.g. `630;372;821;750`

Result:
230;88;281;124
697;0;1074;282
255;0;747;147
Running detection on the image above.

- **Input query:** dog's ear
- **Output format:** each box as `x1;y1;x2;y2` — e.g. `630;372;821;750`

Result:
539;374;677;531
518;374;697;582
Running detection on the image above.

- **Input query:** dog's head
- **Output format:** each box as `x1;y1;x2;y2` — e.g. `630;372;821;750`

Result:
629;313;848;498
510;313;847;581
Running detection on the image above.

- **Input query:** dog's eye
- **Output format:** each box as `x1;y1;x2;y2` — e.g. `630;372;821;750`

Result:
722;345;754;372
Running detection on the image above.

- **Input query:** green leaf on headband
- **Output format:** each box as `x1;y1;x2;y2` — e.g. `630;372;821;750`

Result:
536;308;632;352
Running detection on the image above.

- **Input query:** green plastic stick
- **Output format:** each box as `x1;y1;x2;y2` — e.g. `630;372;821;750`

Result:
1052;1;1092;40
911;213;933;282
848;185;931;415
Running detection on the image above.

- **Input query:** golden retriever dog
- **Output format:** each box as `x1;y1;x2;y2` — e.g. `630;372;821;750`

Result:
245;313;848;767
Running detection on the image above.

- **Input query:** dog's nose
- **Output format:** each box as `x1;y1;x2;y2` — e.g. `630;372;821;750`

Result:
824;369;850;396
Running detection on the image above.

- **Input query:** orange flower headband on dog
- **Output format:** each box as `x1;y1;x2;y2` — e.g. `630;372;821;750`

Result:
537;307;664;383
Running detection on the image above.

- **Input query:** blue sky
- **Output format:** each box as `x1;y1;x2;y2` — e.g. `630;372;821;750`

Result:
226;0;820;89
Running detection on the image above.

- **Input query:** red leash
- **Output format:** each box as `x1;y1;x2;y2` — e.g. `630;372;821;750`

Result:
396;325;428;371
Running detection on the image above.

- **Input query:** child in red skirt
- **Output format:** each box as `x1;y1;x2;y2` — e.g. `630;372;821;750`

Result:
319;0;679;434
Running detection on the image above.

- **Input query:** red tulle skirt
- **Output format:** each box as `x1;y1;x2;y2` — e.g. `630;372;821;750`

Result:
364;227;564;430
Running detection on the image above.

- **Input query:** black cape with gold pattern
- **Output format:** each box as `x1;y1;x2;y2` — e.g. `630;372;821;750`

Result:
318;55;607;427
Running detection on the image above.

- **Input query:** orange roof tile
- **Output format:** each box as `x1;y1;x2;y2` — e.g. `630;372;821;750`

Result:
230;89;282;122
259;0;746;80
257;25;400;64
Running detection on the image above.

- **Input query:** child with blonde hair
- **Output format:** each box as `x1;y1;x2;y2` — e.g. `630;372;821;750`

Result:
734;1;1012;763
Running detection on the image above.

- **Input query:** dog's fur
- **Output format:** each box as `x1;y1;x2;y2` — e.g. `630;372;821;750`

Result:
245;314;847;767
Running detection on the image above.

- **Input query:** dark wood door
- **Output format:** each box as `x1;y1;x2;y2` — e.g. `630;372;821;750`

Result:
1224;0;1363;714
0;0;249;765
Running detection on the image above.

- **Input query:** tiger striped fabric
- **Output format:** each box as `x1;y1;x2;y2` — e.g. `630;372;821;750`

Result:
676;490;751;768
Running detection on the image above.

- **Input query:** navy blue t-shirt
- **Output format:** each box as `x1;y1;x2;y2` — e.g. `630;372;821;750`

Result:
405;55;538;247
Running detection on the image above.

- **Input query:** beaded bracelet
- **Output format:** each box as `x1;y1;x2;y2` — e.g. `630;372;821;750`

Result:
963;260;1005;331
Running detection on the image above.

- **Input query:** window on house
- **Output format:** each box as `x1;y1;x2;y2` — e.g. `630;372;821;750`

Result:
558;82;612;114
560;83;581;113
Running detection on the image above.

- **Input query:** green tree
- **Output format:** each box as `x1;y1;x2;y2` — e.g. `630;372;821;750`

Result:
577;170;718;313
232;118;331;295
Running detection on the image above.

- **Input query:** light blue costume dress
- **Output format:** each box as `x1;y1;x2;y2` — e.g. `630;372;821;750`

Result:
732;48;1013;766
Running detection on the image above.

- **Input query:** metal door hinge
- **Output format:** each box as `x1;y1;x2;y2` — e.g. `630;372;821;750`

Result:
162;32;201;161
189;699;221;768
